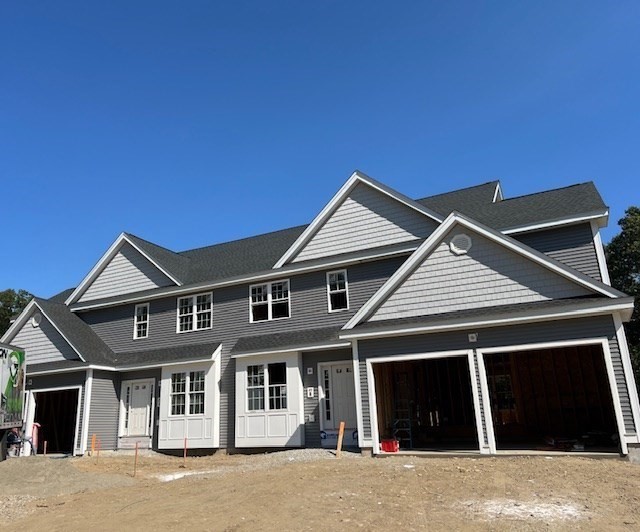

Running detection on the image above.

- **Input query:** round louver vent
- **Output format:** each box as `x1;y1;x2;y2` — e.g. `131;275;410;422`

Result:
450;233;472;255
31;313;42;328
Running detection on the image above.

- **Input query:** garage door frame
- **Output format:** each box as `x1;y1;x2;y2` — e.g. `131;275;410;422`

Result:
365;349;484;454
24;385;82;455
477;337;627;455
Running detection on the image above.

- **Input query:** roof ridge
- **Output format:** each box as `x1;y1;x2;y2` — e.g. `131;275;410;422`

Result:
178;224;308;254
496;182;595;203
416;180;500;202
125;232;183;255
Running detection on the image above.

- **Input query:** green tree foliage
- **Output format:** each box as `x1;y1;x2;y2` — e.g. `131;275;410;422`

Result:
0;289;33;336
606;206;640;384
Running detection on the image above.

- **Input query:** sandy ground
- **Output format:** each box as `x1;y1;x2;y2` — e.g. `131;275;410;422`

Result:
2;450;640;531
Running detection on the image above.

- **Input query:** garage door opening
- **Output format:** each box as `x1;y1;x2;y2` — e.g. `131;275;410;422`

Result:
33;389;79;454
373;357;478;451
484;345;619;452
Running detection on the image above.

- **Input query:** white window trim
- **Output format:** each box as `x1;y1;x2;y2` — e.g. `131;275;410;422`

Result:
176;292;213;333
133;303;150;339
118;378;155;438
246;362;288;412
168;370;207;417
248;279;291;323
326;269;349;313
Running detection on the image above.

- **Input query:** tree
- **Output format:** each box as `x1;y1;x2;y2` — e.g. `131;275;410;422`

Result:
606;206;640;385
0;289;33;336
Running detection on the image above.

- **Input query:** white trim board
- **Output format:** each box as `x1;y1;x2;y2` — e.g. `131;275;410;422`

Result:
476;338;629;455
69;243;419;312
591;220;612;286
26;384;83;456
231;342;351;359
364;349;481;455
273;171;444;268
340;300;635;340
343;212;625;331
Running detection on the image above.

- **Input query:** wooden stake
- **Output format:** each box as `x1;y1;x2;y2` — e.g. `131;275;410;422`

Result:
336;421;346;458
183;437;188;467
133;441;139;477
91;434;96;455
97;438;101;463
43;440;48;457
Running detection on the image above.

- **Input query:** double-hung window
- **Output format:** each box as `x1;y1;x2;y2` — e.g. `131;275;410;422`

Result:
134;303;149;339
327;270;349;312
249;280;290;322
170;371;206;416
177;292;212;332
246;363;287;411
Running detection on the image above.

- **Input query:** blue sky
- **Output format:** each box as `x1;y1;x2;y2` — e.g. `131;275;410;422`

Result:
2;1;639;298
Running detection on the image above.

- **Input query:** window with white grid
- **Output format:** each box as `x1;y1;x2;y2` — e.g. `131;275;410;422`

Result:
134;303;150;339
177;292;212;332
327;270;349;312
249;280;290;322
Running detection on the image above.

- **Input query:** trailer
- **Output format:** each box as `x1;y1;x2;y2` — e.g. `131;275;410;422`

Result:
0;342;26;460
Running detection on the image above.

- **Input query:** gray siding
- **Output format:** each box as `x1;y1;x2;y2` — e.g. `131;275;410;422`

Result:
370;227;592;322
515;223;601;281
358;316;635;441
79;242;174;303
87;370;120;451
12;312;79;365
293;182;438;263
302;348;352;447
81;256;405;448
27;371;86;453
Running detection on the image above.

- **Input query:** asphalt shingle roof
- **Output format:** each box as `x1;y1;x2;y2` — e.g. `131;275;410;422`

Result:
35;298;116;366
419;182;606;231
231;326;345;355
112;342;220;367
63;180;608;306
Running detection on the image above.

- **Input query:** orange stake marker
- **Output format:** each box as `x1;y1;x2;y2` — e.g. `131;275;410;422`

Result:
336;421;346;459
91;434;96;455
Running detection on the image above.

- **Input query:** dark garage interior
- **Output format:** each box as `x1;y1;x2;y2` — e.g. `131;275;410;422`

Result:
34;389;79;454
484;344;619;452
374;357;478;451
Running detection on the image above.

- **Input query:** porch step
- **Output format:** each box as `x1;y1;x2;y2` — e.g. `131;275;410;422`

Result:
118;436;151;450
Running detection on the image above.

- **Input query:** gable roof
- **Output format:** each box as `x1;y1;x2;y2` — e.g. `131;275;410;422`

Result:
1;298;115;365
272;171;445;268
65;233;186;305
343;211;625;330
60;177;611;309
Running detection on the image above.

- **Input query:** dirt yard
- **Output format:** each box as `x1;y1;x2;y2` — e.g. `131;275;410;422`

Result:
2;450;640;531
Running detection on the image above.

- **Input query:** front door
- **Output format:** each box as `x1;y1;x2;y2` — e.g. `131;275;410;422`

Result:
322;362;357;430
122;380;153;437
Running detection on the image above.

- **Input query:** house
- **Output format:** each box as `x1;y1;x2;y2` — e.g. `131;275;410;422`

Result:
3;171;639;456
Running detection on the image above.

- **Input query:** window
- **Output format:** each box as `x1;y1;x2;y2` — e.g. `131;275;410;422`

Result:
327;270;349;312
177;292;212;332
249;280;290;322
246;363;287;411
171;371;206;416
134;303;149;339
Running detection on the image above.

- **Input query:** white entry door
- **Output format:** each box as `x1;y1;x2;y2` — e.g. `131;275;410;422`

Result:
323;363;357;430
122;380;153;437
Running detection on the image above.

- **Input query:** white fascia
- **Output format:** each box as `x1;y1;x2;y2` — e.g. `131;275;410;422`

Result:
272;171;444;269
65;233;183;306
492;182;503;202
231;342;351;359
502;211;609;235
340;300;635;340
343;212;625;331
